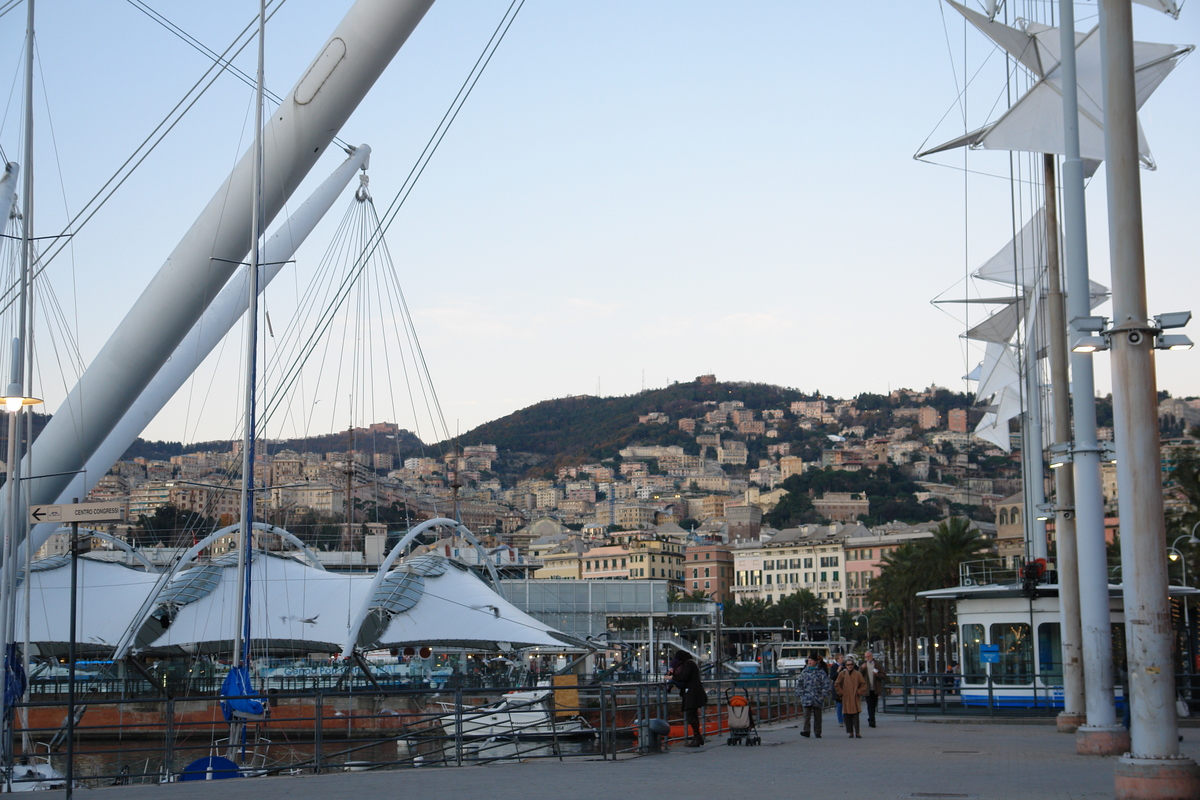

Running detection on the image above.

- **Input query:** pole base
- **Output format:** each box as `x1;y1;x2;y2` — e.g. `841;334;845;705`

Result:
1114;754;1200;800
1076;725;1130;755
1057;712;1086;733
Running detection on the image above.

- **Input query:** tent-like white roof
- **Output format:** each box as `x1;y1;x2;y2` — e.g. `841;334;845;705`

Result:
366;555;575;651
18;550;581;659
132;552;577;656
17;557;160;656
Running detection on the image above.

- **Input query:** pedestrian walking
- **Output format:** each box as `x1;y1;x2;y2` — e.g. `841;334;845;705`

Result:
828;652;847;725
668;651;709;746
835;655;868;738
861;650;887;728
797;656;833;739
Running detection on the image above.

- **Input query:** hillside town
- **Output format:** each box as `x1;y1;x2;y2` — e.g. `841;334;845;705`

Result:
48;378;1200;627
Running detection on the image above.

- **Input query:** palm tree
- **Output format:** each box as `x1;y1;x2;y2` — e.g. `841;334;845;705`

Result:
922;517;989;671
868;542;927;671
775;590;825;631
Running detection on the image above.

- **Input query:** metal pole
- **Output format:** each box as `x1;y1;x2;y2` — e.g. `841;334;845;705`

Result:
1099;2;1199;794
1042;153;1086;732
233;0;267;675
66;513;78;800
1057;0;1122;755
1022;347;1049;560
1;0;36;781
648;616;655;678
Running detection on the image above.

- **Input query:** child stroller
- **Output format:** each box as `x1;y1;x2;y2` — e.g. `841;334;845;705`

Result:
725;688;761;746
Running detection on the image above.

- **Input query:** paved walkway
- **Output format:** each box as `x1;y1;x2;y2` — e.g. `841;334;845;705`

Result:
44;717;1200;800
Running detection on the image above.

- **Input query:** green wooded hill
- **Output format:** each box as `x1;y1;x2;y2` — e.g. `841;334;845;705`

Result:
120;426;425;463
443;379;819;477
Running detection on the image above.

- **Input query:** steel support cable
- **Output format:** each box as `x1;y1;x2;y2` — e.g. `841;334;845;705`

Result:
256;197;361;441
256;15;519;437
0;0;288;316
373;206;451;447
257;0;527;444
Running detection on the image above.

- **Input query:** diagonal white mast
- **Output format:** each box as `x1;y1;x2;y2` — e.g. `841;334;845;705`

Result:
14;0;436;541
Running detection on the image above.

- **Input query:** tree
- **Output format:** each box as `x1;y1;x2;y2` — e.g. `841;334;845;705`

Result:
763;490;820;528
775;590;825;628
137;504;216;548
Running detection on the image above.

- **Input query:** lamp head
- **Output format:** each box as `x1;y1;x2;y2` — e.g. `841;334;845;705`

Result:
1154;311;1192;330
0;382;41;413
1072;335;1109;353
1156;334;1193;351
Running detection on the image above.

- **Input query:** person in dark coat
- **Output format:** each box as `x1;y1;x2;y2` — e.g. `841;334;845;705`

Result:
860;650;887;728
669;651;709;746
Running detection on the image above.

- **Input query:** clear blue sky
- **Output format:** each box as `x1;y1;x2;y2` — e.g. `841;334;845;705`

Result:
0;1;1196;446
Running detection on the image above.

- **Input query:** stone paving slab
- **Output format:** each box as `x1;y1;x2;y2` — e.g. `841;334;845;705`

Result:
39;717;1199;800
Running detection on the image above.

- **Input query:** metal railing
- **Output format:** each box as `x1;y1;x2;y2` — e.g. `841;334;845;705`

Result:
5;677;806;787
882;671;1200;718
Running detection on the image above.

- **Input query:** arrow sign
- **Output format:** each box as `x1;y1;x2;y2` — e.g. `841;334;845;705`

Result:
29;502;125;525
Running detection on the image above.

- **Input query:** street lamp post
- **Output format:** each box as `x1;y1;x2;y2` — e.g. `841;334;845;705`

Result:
1168;535;1199;675
854;614;870;649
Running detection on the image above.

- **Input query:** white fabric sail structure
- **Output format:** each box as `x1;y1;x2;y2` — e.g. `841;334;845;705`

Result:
974;207;1110;307
123;552;574;657
16;559;160;655
974;341;1020;401
919;3;1192;169
1134;0;1180;18
974;384;1023;451
964;300;1023;344
365;555;578;651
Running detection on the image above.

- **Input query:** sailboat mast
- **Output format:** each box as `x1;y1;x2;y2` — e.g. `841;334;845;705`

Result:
233;0;267;671
0;0;35;780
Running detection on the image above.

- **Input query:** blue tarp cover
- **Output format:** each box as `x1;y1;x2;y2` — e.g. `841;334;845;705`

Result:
220;666;264;721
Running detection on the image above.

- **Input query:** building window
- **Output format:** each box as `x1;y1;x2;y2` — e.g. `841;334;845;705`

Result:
999;509;1008;525
704;567;710;578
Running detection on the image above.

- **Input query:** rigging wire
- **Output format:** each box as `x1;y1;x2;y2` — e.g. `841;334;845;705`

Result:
123;0;352;153
257;0;528;445
0;0;291;316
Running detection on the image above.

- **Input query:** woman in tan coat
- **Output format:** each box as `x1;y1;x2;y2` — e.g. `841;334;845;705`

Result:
834;655;869;738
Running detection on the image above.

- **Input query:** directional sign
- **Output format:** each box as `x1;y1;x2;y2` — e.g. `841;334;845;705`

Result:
980;644;1001;664
29;502;126;525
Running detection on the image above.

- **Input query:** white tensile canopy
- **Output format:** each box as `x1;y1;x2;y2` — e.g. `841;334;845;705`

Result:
17;558;160;656
24;551;577;660
368;557;574;651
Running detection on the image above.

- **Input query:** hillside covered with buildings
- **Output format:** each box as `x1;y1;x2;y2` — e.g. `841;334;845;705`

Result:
39;376;1198;627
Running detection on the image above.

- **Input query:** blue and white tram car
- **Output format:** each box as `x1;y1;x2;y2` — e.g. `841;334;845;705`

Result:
920;583;1132;709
